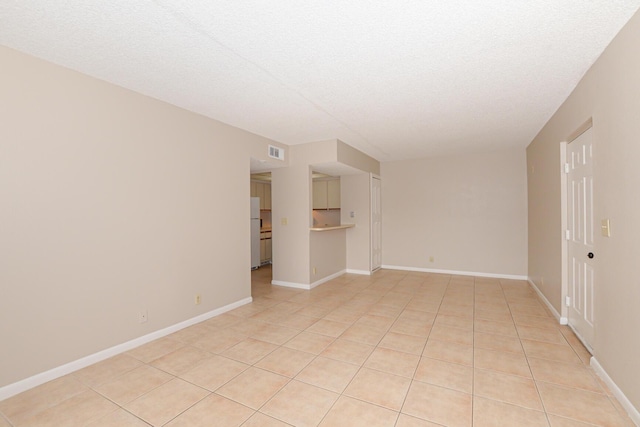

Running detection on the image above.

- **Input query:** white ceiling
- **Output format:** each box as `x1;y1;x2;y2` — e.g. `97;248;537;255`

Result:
2;1;639;162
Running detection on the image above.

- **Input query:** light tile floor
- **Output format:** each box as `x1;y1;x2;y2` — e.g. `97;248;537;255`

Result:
0;267;635;426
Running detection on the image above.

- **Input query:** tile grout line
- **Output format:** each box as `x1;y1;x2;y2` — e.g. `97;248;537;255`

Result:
471;276;476;427
252;272;393;426
516;284;617;425
316;276;399;427
3;269;629;426
502;278;552;427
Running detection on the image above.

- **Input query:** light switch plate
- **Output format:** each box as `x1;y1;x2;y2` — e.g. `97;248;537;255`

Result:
601;219;611;237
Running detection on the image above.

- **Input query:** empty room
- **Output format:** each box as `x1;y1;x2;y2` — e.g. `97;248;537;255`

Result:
1;2;639;426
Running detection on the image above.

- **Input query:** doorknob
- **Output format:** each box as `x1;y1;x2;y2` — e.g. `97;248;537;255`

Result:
588;252;594;259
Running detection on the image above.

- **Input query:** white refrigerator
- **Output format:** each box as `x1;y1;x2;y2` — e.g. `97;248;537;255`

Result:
250;197;261;269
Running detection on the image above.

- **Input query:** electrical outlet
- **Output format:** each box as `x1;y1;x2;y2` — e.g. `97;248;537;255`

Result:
312;267;317;275
138;310;148;324
281;217;288;226
429;256;434;263
195;294;201;305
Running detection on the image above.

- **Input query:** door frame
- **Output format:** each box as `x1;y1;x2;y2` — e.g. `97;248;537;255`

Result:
370;173;382;272
560;118;594;352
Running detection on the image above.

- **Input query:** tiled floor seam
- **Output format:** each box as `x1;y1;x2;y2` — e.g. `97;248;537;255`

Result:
0;412;13;427
2;269;632;427
471;277;477;427
504;281;556;427
92;374;210;427
105;345;260;425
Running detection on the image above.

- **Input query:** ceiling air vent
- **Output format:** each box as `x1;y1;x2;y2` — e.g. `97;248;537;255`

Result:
268;145;285;161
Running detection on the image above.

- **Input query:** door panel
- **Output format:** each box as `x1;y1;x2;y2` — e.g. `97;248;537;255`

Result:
567;127;594;348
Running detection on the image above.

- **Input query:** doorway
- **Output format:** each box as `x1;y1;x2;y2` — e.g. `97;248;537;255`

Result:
566;126;595;350
250;172;273;292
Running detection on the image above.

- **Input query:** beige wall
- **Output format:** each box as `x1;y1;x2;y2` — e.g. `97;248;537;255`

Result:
310;231;347;281
337;141;380;175
381;148;528;277
527;9;640;411
271;161;312;286
272;141;379;286
0;47;279;387
341;173;372;273
271;141;335;287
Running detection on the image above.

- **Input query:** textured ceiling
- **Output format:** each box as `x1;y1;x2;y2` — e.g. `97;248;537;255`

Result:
2;1;639;161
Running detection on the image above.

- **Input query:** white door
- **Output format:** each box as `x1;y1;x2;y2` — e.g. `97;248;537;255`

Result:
371;176;382;271
567;127;595;348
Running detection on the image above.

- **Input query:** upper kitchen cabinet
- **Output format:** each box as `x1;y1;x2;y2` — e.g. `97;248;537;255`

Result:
312;178;328;209
263;183;271;210
313;177;340;210
327;179;340;209
250;177;272;210
255;182;271;210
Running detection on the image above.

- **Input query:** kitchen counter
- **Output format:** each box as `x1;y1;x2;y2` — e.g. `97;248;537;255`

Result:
309;224;355;232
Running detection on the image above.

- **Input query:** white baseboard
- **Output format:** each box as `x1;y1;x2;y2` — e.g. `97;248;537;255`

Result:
346;269;371;276
591;357;640;426
272;269;348;290
381;265;528;281
310;269;347;288
0;297;252;401
566;323;593;355
271;280;312;290
527;278;567;325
